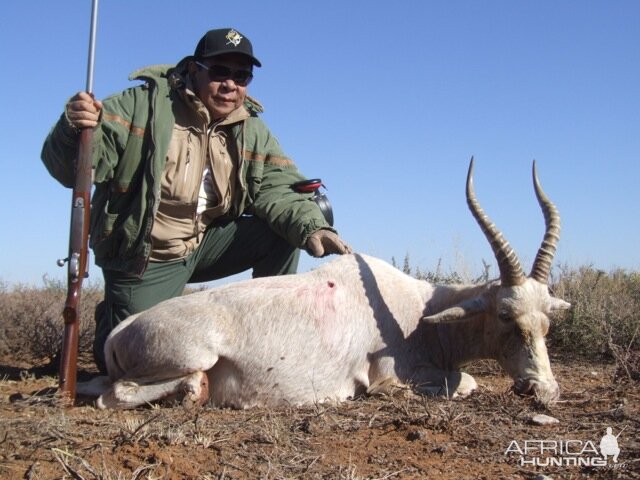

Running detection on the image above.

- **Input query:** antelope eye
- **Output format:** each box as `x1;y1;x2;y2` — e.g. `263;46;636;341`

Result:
498;311;512;323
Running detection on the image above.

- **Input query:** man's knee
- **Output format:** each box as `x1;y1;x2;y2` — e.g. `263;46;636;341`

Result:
93;297;133;374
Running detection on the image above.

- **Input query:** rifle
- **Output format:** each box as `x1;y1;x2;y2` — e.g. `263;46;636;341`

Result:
58;0;99;403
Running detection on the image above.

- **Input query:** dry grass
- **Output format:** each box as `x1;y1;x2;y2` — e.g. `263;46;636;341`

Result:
550;265;640;380
0;278;99;365
1;361;638;479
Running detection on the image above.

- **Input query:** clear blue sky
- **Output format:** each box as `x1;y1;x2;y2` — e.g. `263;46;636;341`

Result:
1;1;638;286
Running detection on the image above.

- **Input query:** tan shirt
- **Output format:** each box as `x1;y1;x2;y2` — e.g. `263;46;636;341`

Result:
149;87;249;261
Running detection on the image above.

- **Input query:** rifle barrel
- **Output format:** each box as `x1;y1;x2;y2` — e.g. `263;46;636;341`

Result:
86;0;99;93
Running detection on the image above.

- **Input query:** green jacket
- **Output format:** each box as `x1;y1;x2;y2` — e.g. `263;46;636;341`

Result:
42;64;333;276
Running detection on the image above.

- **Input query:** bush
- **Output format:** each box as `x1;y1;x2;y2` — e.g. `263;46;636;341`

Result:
0;277;101;364
1;262;638;381
550;265;640;379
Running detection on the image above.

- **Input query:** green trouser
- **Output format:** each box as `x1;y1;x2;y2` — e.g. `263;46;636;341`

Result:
93;215;300;373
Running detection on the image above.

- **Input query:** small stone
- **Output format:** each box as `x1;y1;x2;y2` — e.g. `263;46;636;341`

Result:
529;414;559;426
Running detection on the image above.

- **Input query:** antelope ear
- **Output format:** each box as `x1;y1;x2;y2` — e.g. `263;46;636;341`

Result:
422;297;487;324
550;298;571;311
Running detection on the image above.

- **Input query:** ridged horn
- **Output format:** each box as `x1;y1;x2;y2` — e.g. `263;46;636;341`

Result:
466;157;525;287
529;161;561;283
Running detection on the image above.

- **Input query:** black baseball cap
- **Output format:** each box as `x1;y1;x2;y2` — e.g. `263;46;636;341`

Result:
194;28;262;67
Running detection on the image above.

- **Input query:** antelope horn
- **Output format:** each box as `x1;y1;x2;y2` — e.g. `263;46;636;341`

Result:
466;157;525;287
529;161;561;283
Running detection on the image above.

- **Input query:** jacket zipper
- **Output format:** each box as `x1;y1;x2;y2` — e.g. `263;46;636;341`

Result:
184;132;192;186
193;123;211;237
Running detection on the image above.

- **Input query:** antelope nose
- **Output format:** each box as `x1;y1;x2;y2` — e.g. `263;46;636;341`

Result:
514;377;559;404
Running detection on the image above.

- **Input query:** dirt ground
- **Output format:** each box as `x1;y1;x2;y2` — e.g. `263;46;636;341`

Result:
0;354;638;480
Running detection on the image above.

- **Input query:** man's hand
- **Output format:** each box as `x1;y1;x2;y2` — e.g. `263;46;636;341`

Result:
306;229;352;257
65;91;103;131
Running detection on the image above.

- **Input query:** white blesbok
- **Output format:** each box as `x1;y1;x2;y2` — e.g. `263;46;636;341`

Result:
78;159;571;409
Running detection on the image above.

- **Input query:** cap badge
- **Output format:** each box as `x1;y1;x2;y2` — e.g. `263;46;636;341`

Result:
225;29;243;47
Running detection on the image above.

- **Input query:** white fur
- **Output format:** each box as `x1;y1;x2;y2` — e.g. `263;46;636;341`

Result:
76;252;569;409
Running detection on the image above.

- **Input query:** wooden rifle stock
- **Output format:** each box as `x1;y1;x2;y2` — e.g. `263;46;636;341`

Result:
59;127;93;401
59;0;99;403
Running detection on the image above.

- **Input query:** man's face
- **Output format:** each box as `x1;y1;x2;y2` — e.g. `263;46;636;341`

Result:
190;53;253;120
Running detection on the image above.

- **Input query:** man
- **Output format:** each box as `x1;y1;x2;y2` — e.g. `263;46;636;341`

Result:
42;28;351;373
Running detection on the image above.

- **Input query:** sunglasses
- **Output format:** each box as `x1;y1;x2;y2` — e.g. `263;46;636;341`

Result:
194;61;253;86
